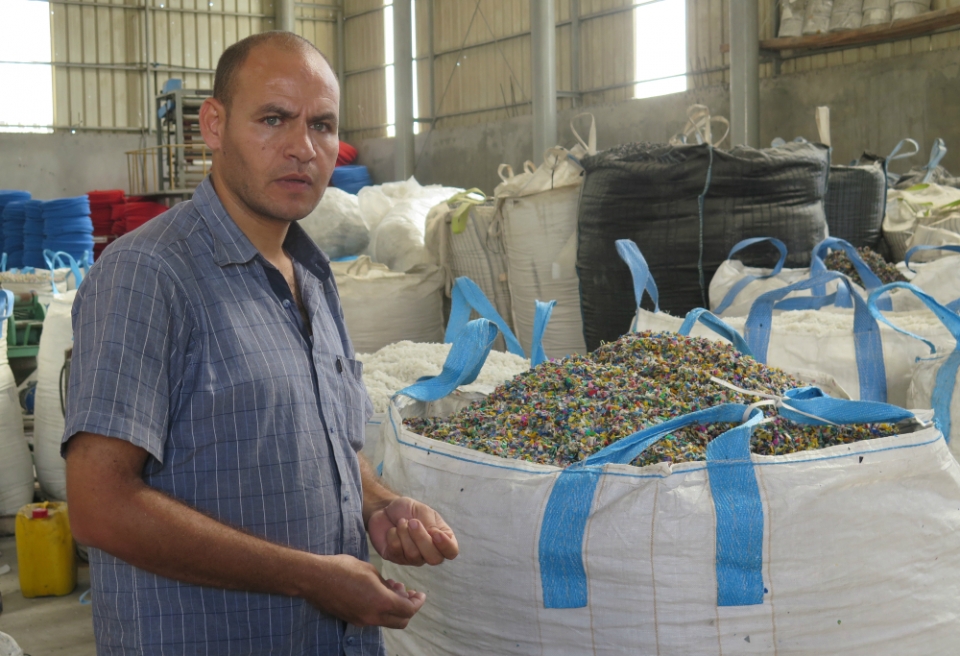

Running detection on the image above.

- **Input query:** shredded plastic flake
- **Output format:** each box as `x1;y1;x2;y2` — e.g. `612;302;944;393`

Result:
406;332;898;468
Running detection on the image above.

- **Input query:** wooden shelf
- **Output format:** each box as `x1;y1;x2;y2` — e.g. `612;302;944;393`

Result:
720;6;960;55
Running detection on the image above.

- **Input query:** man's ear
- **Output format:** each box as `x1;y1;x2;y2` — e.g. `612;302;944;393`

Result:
199;97;226;151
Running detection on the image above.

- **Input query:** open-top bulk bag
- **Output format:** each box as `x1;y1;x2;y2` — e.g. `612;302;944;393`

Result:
620;240;954;406
0;290;34;515
709;237;882;317
379;327;960;655
577;140;829;351
892;245;960;312
868;283;960;453
497;114;597;357
359;277;553;472
331;256;444;354
34;288;77;500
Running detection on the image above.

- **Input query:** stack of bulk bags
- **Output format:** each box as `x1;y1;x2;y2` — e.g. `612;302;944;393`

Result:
34;289;77;501
379;321;960;655
824;153;887;249
330;255;444;354
495;115;597;357
577;141;830;351
0;290;34;515
424;191;513;349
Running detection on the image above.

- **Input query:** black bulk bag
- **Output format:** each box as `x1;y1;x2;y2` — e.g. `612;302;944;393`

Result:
577;141;830;351
823;153;886;249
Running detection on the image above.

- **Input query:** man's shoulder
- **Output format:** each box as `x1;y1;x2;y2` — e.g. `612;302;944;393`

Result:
98;200;210;274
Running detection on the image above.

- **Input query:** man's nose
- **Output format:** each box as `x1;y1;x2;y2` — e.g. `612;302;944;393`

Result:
285;120;317;163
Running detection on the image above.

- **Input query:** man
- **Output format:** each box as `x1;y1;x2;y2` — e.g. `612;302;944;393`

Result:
63;31;458;656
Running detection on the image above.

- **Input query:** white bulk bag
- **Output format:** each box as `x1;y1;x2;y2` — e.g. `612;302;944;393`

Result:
904;223;960;262
0;291;34;515
495;115;597;357
424;191;514;342
34;289;76;501
0;268;77;308
869;283;960;453
360;278;553;471
381;357;960;655
620;240;954;406
331;256;444;354
883;181;960;261
891;246;960;312
709;237;874;317
297;186;369;259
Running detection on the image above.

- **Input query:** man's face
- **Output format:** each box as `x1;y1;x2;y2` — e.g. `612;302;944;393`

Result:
208;43;340;223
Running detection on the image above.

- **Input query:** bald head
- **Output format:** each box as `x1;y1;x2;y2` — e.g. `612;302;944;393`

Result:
213;31;335;108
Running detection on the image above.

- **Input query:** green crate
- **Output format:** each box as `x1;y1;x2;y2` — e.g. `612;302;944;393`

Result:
7;292;46;359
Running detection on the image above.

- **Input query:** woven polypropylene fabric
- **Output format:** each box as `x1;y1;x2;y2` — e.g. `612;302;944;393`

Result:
824;154;887;249
446;203;514;336
577;141;830;351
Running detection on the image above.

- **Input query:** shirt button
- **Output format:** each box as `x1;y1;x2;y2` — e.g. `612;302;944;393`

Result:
343;493;350;502
346;636;356;646
282;299;291;308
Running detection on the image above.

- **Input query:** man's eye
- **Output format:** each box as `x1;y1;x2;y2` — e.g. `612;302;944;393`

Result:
311;122;329;132
264;116;280;126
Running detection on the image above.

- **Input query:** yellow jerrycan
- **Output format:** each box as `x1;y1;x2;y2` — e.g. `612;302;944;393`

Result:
15;501;77;597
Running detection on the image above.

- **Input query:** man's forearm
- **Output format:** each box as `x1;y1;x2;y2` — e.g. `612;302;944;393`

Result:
85;475;323;597
359;454;398;528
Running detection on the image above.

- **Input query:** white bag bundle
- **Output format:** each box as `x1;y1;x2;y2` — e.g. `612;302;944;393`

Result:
381;346;960;655
869;283;960;455
779;0;808;37
297;186;369;260
829;0;863;30
330;256;444;354
621;240;954;406
892;0;930;20
357;177;461;234
861;0;890;24
34;289;76;501
369;195;441;272
0;291;34;516
496;114;597;357
708;237;875;318
802;0;834;33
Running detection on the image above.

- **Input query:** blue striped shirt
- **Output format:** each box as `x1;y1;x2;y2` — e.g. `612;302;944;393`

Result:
63;177;383;656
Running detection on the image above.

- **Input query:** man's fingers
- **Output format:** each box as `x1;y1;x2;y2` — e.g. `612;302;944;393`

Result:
385;527;404;561
430;527;460;560
397;518;425;565
408;519;445;565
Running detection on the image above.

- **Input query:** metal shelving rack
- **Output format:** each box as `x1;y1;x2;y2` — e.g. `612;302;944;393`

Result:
154;88;213;196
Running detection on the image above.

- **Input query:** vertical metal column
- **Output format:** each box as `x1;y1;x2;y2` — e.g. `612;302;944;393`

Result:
570;0;580;108
531;0;556;160
729;0;760;147
275;0;295;32
337;2;346;122
393;0;415;179
428;0;436;121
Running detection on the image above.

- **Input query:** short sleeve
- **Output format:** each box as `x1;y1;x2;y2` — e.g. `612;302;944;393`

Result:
62;249;194;463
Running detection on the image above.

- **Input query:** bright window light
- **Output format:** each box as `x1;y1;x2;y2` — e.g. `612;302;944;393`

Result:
383;1;419;138
634;0;686;99
0;0;54;133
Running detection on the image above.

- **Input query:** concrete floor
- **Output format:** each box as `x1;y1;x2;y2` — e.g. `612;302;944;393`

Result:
0;536;96;655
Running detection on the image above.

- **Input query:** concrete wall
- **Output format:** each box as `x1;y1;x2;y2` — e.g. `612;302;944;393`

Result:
356;47;960;194
0;131;143;199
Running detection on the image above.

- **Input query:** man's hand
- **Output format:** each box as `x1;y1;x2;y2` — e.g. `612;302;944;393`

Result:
367;497;459;566
305;554;425;629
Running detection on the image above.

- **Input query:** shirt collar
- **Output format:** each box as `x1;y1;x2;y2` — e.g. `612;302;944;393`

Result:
194;176;332;282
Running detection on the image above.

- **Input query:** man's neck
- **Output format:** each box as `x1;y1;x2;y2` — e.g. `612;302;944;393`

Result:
210;171;289;265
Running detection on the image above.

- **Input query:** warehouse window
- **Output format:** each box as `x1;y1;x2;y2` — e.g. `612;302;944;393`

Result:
0;0;54;133
383;0;420;138
634;0;686;99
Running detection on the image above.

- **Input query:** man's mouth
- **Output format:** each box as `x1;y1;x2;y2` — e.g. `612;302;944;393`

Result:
276;174;314;189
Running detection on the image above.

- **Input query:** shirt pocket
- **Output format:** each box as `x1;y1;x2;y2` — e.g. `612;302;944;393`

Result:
331;355;373;453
